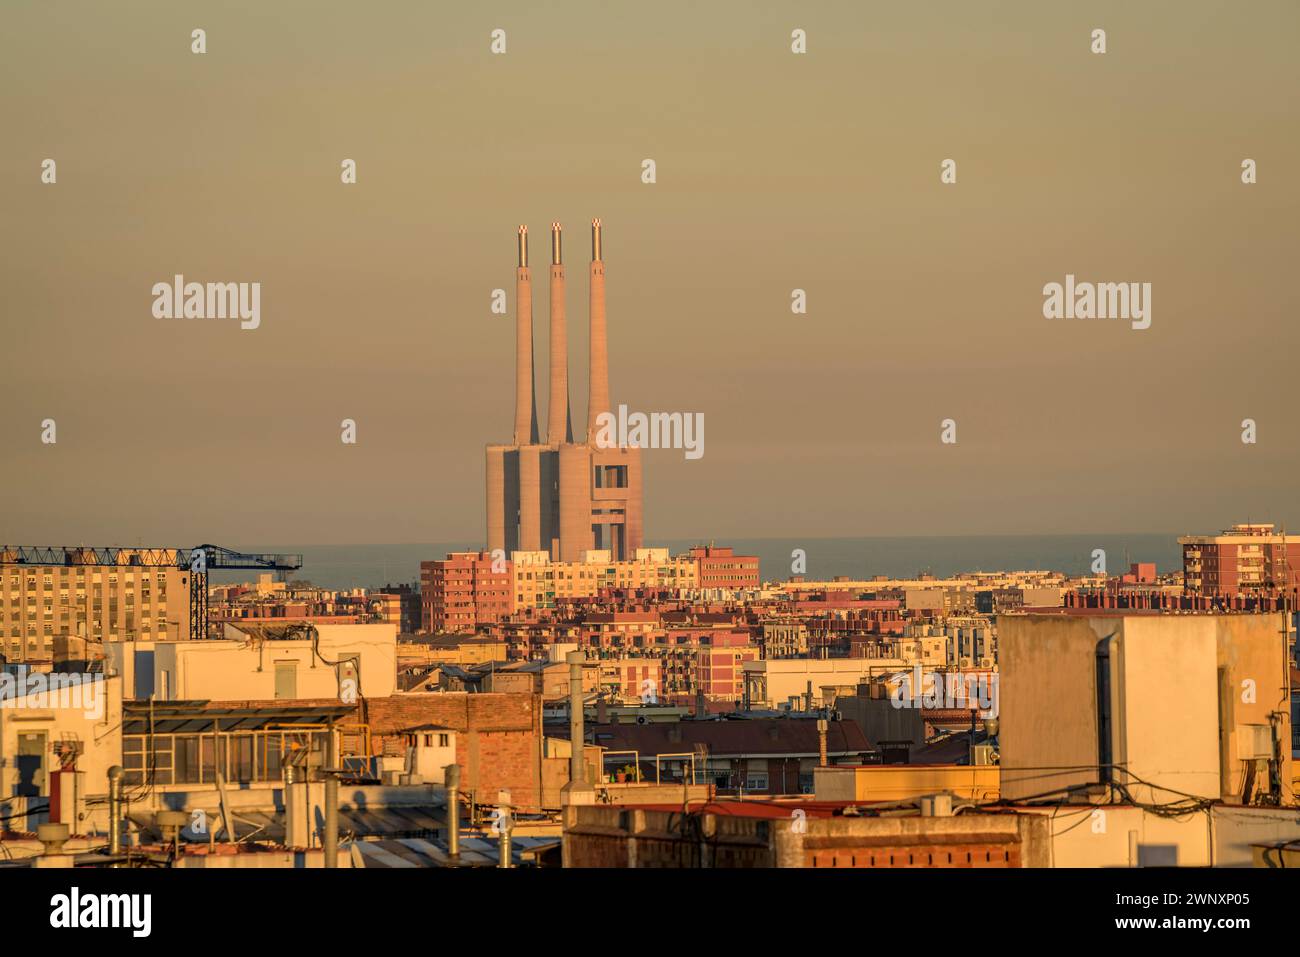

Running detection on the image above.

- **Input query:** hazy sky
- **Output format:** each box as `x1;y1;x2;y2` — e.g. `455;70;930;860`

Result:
3;1;1297;546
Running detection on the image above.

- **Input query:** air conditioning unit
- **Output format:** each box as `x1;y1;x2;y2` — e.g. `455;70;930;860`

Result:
959;657;972;668
978;658;994;669
1236;724;1273;760
972;744;998;766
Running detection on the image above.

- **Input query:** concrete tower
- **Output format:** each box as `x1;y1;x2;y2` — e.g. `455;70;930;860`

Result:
486;218;643;562
513;226;538;446
586;218;609;443
547;222;573;446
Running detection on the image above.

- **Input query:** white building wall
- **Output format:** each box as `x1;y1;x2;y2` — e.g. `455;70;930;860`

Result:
134;624;397;701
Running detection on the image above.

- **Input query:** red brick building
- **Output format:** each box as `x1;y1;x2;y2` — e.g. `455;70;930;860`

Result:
420;551;512;633
689;545;760;590
694;632;759;699
360;692;543;808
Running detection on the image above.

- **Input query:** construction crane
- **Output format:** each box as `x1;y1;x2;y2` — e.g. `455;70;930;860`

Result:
0;544;304;640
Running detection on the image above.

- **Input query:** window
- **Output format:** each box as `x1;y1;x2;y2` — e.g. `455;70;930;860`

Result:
232;734;255;782
175;736;202;783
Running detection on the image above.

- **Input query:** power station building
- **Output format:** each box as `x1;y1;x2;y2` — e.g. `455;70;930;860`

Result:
486;220;644;563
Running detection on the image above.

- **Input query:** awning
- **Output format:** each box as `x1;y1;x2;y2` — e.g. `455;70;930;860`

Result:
122;701;354;735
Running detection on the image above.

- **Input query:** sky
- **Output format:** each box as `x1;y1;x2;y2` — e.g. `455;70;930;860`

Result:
2;0;1298;546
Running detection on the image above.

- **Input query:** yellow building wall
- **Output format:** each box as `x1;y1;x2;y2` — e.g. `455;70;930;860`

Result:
815;764;999;803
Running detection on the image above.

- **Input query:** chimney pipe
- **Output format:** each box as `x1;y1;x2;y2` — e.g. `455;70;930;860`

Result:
497;813;512;868
514;226;539;445
323;730;339;868
568;650;586;786
445;763;461;861
817;718;829;767
107;765;124;856
587;218;610;445
548;223;572;445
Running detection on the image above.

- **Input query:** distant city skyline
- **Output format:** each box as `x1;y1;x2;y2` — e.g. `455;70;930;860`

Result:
206;532;1188;591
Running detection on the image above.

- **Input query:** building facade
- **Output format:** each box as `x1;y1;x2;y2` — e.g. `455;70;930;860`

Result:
1;552;191;663
1180;523;1300;598
420;552;511;633
690;546;761;591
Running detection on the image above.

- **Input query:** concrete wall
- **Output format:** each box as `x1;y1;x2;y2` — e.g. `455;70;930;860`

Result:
411;733;457;783
999;615;1109;801
1213;614;1293;802
1112;616;1220;803
999;614;1292;806
131;624;398;702
1031;803;1300;867
563;804;1049;868
814;764;999;803
0;674;123;820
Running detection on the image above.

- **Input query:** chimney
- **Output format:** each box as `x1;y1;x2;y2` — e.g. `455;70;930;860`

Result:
107;765;124;855
547;222;573;445
444;763;461;861
567;650;586;786
586;218;610;443
513;226;539;445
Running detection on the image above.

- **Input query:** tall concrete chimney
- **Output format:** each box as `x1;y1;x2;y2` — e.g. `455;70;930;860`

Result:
513;226;539;446
586;218;609;443
547;222;573;445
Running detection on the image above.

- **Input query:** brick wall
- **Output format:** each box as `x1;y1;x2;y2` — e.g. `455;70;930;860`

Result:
361;692;543;809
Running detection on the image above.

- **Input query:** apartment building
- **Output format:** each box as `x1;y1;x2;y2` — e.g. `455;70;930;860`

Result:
420;547;707;631
761;619;809;658
598;657;664;703
689;545;760;591
0;555;190;663
1180;523;1300;598
511;548;698;610
420;551;512;633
